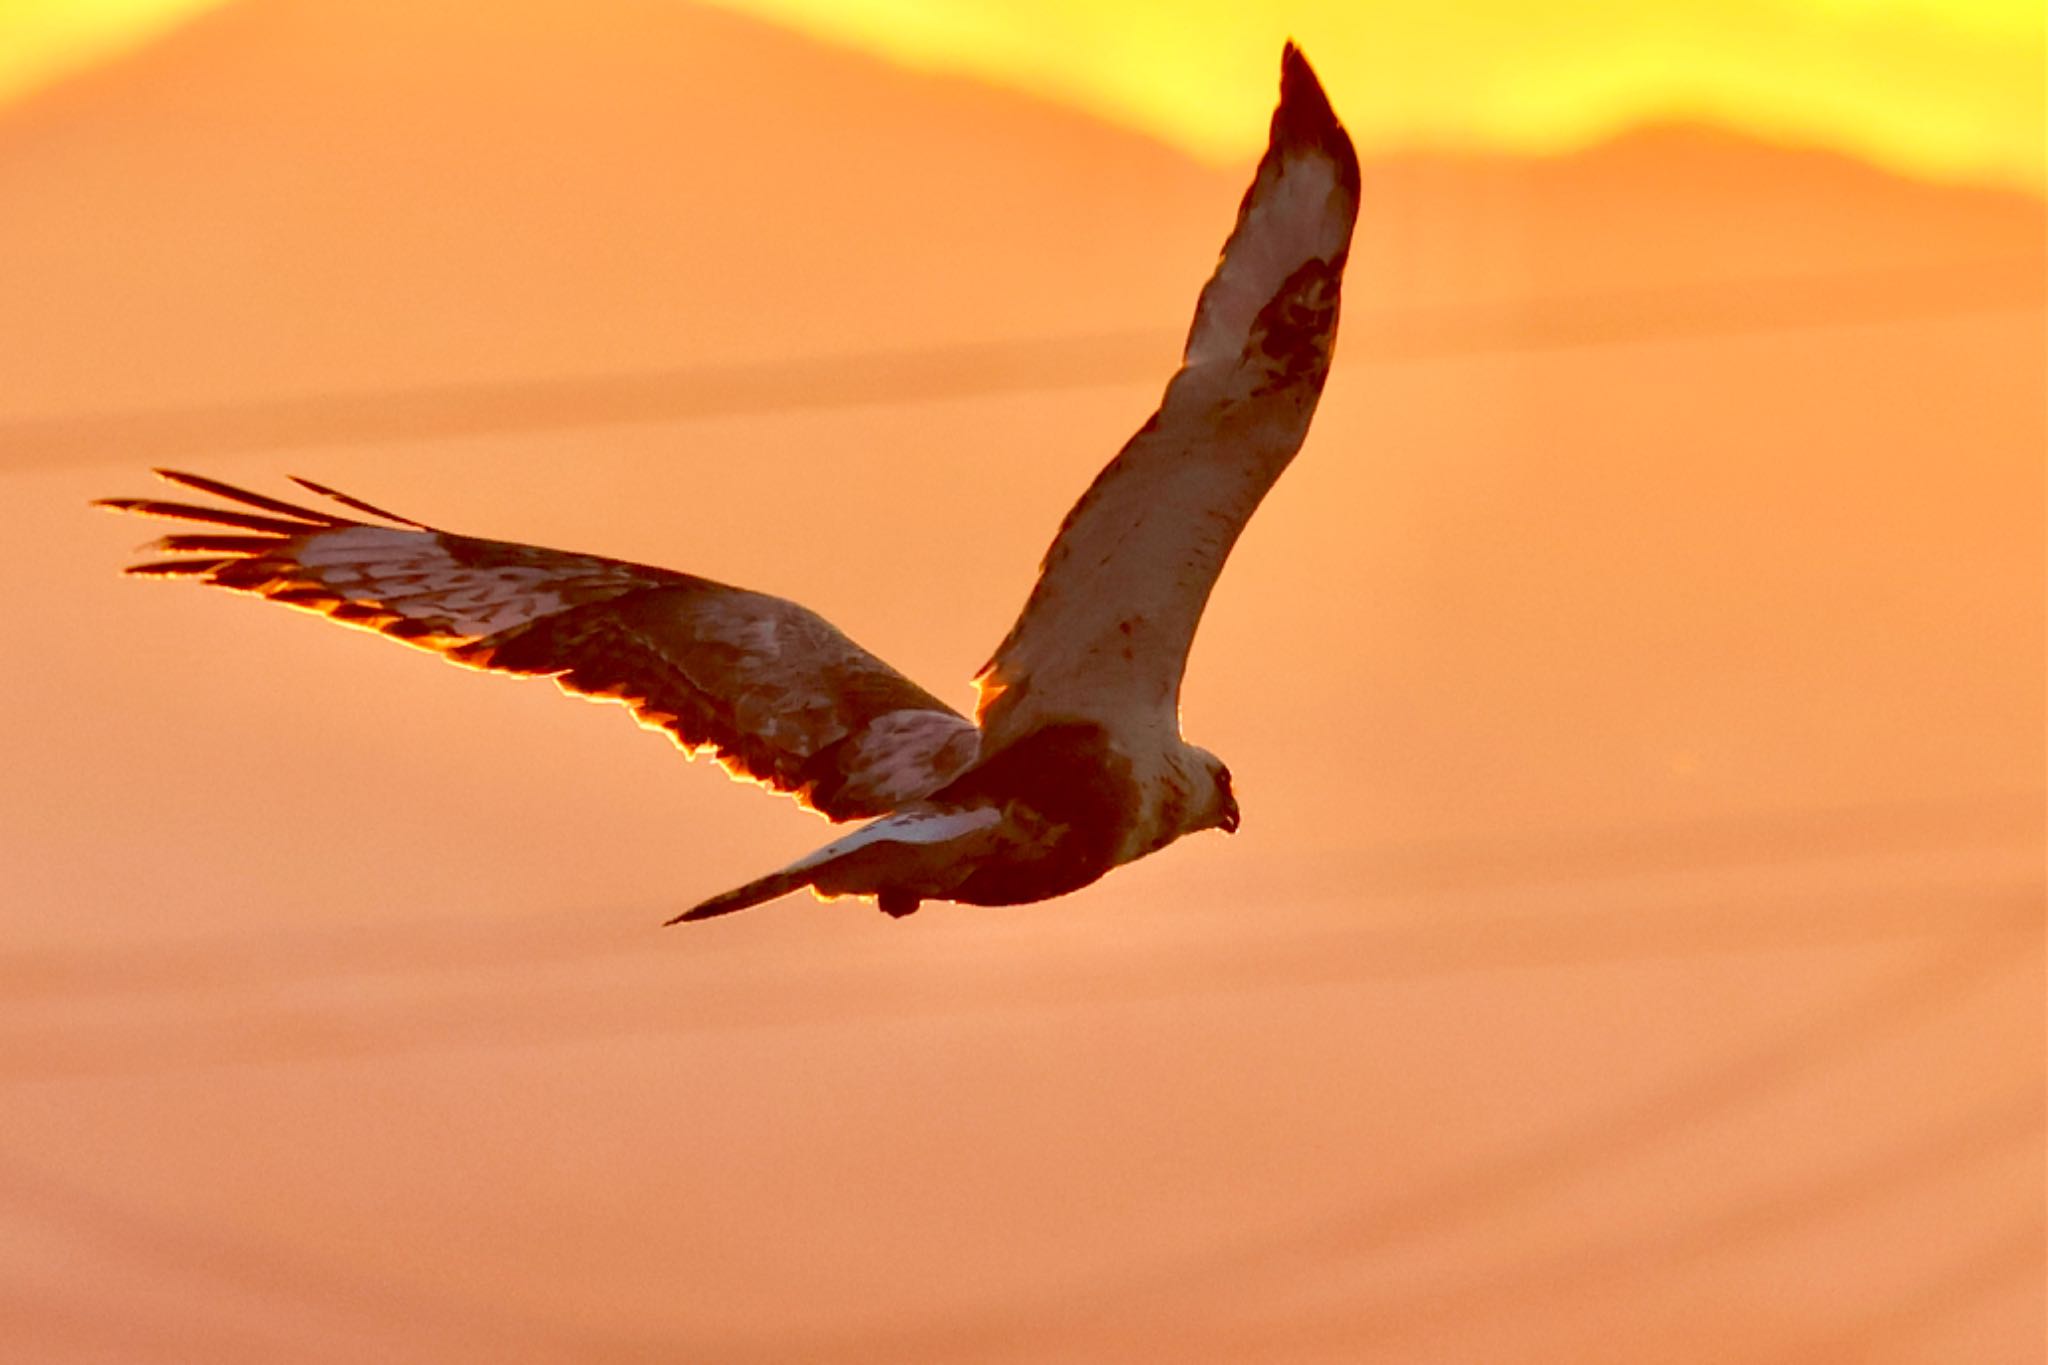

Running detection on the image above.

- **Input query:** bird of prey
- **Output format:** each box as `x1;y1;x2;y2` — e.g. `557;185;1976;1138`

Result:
98;44;1360;923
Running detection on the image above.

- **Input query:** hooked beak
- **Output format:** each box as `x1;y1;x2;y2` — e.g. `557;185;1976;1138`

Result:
1219;798;1240;834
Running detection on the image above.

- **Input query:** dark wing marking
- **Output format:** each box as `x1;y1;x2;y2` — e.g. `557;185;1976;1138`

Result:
974;44;1359;746
99;471;977;820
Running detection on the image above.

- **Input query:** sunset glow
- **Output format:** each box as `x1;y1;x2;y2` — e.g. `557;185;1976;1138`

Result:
3;0;2042;190
701;0;2046;189
4;0;2041;1358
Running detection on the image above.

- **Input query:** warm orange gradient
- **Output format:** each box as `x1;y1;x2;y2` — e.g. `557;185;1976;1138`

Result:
0;0;220;101
3;1;2043;1362
4;0;2044;189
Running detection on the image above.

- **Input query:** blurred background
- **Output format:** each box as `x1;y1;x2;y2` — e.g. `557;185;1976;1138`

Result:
3;0;2042;1360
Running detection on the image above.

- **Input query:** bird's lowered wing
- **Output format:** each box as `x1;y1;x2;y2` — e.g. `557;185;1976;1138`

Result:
98;471;976;820
975;44;1359;747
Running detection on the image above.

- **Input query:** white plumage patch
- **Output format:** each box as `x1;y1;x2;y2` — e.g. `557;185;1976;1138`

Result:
788;805;1005;876
299;529;586;635
843;709;982;805
1185;157;1346;370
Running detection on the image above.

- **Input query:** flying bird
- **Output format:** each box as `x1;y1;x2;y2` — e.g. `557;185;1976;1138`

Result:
98;44;1361;923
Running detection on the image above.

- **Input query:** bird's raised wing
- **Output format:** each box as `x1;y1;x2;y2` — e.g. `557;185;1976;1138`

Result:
974;44;1359;747
99;471;976;820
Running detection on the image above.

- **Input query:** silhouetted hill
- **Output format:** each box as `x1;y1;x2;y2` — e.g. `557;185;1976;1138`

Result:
0;0;2036;427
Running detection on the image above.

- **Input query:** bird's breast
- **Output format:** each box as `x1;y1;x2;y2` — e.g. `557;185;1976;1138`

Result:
933;719;1148;905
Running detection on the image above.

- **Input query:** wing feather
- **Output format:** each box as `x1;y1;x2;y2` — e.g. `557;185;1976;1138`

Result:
975;44;1359;745
98;472;975;820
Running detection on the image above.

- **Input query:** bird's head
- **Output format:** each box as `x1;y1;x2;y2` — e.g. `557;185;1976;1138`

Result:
1185;744;1241;836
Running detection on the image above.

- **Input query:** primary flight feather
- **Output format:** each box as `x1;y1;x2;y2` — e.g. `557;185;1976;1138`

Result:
98;43;1361;923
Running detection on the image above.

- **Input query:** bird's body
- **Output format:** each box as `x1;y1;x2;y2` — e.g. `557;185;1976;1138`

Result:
694;719;1220;920
99;45;1360;924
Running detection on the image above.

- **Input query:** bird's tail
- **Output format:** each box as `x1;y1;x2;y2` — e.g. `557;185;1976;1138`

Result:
665;804;1004;925
667;866;821;923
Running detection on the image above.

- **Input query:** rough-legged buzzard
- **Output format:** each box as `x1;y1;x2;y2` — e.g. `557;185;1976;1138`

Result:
99;44;1360;923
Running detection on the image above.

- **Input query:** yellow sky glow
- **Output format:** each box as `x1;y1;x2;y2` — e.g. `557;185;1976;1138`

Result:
0;0;220;102
1;0;2042;191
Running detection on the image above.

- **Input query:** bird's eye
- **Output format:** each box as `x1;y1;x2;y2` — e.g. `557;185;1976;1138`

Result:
1216;766;1233;796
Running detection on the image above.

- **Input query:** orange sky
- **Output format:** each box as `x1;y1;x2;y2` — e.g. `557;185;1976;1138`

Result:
1;2;2042;1361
